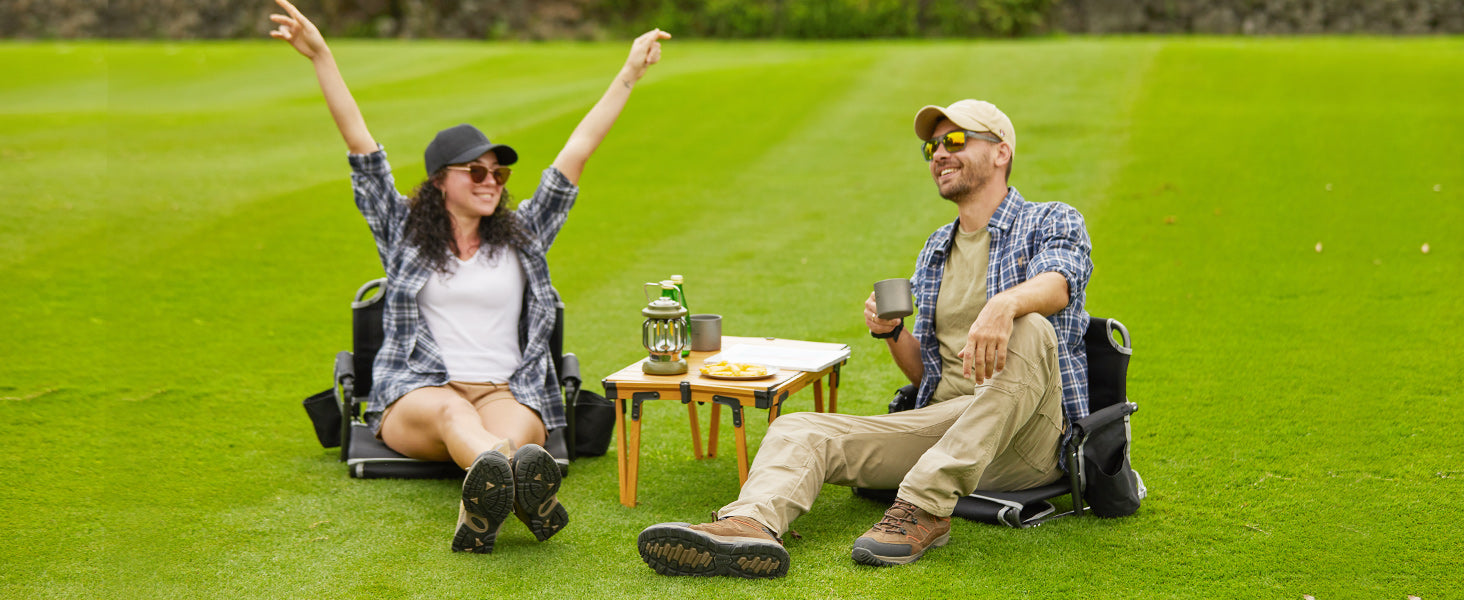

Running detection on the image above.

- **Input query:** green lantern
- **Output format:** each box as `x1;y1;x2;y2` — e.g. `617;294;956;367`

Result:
641;282;689;375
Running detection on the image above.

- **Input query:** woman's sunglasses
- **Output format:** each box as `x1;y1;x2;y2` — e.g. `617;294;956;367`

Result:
445;164;512;185
921;130;1003;161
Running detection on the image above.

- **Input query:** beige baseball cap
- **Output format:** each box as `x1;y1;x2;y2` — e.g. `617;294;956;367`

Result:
914;100;1016;154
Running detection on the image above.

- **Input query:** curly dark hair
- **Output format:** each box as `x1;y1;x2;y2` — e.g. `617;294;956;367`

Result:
404;173;532;274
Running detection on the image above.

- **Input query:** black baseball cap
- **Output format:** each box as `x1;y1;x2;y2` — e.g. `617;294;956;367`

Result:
423;124;518;176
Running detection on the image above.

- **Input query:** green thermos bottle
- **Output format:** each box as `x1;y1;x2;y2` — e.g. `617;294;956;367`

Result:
670;275;689;356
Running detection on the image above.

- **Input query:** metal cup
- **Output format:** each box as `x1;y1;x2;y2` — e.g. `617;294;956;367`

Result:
689;314;722;352
873;278;914;320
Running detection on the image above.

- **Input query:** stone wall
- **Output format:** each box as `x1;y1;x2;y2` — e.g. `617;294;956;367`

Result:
1054;0;1464;35
0;0;603;39
3;0;1461;39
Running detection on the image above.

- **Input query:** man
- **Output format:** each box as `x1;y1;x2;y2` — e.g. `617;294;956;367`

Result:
637;100;1093;577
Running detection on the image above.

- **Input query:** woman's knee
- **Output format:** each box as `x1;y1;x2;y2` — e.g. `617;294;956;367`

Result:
475;397;546;446
377;388;478;460
385;387;475;432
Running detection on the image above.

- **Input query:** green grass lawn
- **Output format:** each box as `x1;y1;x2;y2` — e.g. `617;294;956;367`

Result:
2;36;1461;599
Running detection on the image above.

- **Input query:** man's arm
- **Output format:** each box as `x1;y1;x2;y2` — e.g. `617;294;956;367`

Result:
959;271;1068;384
865;293;923;385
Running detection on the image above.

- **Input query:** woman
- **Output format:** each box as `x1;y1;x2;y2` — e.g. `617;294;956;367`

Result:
270;0;668;553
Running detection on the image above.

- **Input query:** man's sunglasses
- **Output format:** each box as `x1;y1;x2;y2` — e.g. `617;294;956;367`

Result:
921;130;1002;161
445;164;512;185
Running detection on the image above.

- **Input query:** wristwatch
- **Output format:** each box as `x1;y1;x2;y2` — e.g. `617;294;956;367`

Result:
870;320;903;340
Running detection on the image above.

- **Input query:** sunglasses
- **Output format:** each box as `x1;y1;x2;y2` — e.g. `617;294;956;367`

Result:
921;130;1003;161
445;164;512;185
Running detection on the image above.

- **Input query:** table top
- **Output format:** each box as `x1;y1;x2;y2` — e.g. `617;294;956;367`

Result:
603;336;850;395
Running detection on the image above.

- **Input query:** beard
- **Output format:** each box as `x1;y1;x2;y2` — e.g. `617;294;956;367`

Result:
937;159;993;202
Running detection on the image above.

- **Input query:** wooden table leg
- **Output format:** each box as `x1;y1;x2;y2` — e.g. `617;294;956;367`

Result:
735;420;749;486
813;379;825;413
708;402;721;458
687;402;704;459
615;397;630;507
628;405;643;508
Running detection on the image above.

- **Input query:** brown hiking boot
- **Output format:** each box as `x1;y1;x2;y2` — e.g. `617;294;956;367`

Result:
638;516;789;578
452;450;514;553
509;443;569;542
851;499;951;566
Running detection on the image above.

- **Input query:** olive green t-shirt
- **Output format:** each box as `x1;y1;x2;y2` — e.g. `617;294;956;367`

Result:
933;225;991;402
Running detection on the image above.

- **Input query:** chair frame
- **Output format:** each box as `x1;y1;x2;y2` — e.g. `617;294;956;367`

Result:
331;278;580;478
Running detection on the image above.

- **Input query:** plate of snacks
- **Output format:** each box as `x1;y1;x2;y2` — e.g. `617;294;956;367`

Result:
699;360;779;380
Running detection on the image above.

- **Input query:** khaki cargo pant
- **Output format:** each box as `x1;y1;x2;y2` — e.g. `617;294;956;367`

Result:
718;313;1067;534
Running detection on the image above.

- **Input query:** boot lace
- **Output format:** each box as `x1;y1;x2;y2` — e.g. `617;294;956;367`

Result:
870;500;921;535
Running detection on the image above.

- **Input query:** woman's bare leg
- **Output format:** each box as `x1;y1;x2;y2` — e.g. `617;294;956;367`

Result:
379;386;506;469
473;393;547;452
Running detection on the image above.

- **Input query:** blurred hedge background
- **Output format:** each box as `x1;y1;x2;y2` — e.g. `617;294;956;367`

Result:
6;0;1463;39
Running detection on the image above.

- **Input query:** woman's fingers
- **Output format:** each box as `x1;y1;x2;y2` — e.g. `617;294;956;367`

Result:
268;13;300;35
639;28;671;42
268;13;296;39
631;29;671;66
268;0;329;58
276;0;307;20
274;0;321;41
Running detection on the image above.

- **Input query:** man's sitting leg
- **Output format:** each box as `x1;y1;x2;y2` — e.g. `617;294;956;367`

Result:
853;313;1064;566
637;409;940;577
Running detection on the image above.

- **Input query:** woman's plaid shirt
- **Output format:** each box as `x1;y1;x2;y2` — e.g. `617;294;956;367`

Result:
348;148;577;432
910;186;1094;432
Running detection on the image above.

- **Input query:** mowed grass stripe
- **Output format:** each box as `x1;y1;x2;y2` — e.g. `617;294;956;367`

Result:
0;39;1156;599
1096;38;1463;599
1;38;1460;598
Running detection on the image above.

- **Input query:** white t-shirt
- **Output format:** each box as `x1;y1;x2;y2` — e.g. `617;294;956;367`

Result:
416;247;525;383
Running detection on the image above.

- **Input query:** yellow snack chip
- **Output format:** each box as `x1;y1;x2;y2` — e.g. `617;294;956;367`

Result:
700;361;768;377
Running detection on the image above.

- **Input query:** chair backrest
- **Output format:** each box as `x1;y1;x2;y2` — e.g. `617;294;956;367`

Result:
351;279;388;399
348;279;569;399
1082;316;1132;412
549;294;565;378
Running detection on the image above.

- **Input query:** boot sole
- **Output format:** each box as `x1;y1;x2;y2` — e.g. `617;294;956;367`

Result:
452;452;514;553
512;445;569;542
638;523;789;578
850;532;950;567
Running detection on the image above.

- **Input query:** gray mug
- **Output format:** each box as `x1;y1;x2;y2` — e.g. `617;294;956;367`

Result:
873;278;914;320
689;314;722;351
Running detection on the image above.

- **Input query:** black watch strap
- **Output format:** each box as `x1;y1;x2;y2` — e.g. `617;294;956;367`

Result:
871;320;904;340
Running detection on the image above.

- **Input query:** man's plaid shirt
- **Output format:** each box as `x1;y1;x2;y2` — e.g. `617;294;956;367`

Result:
910;186;1094;437
349;148;577;432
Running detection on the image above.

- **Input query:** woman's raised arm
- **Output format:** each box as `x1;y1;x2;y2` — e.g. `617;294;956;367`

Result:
270;0;378;154
551;29;671;185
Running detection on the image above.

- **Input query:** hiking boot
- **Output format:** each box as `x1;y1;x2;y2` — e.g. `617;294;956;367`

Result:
638;516;789;578
452;450;514;553
510;443;569;542
851;498;951;566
